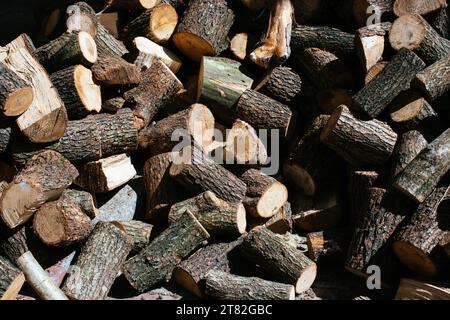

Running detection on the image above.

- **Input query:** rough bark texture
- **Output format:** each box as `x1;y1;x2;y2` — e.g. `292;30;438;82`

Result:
265;201;292;234
255;67;302;104
60;189;97;219
0;255;24;300
0;62;33;116
95;23;129;57
413;54;450;101
0;123;11;155
62;222;133;300
393;0;446;16
91;54;141;85
112;220;153;253
347;170;380;226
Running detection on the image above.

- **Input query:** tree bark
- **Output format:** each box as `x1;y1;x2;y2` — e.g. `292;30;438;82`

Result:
254;66;302;104
413;54;450;101
91;54;141;86
112;220;153;253
95;23;129;57
60;189;98;219
265;201;292;234
0;62;33;116
0;255;24;300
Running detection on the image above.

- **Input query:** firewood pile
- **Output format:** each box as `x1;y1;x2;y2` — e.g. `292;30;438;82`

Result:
0;0;450;301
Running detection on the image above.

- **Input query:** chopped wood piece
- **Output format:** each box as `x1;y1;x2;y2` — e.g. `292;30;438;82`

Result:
347;170;380;225
292;205;342;232
102;97;125;112
123;210;210;292
91;54;141;86
66;2;98;36
307;229;349;264
321;105;398;166
124;59;183;129
240;226;317;293
95;23;129;57
395;278;450;300
168;191;246;236
205;270;295;300
265;201;292;234
4;34;68;143
254;66;301;104
112;220;153;253
0;255;24;300
60;189;97;219
172;0;235;62
172;239;242;297
75;154;137;193
389;14;450;65
230;33;258;60
33;197;93;247
393;0;446;16
0;150;78;228
0;62;33;116
133;36;182;73
95;184;141;223
394;129;450;203
250;0;294;68
50;65;101;119
0;123;11;155
352;48;425;118
393;187;450;276
355;22;391;72
62;222;133;300
413;54;450;101
365;61;388;84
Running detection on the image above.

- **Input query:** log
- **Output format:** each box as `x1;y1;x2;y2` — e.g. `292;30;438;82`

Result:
0;62;33;116
122;210;210;292
389;90;438;131
235;89;293;138
355;22;391;73
352;48;425;118
50;65;102;119
393;0;446;16
138;103;214;154
62;222;133;300
98;12;119;39
35;31;98;72
124;59;183;129
390;130;428;180
250;0;294;68
395;278;450;300
365;61;387;84
413;54;450;101
197;57;253;120
292;205;342;232
254;66;302;104
347;170;380;225
205;270;295;300
95;23;129;57
172;239;242;297
0;150;78;228
33;196;93;247
393;187;450;276
240;169;288;218
265;201;292;234
389;14;450;65
306;229;349;264
1;227;68;300
102;97;125;112
320;105;398;166
172;0;235;62
0;122;11;155
394;129;450;203
91;54;141;86
0;255;24;300
240;226;317;293
168;191;247;236
426;5;450;39
230;32;258;61
4;34;68;143
132;36;182;73
75;154;137;193
121;3;178;44
111;220;153;253
66;1;98;36
95;183;141;223
60;189;98;219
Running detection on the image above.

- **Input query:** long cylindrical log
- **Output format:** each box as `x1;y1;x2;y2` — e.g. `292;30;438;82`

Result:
122;210;210;292
240;226;317;293
412;54;450;101
254;67;302;104
320;105;398;166
95;23;129;57
111;220;153;253
394;128;450;203
0;255;24;300
62;222;133;300
393;0;446;16
132;36;182;73
91;54;141;86
0;62;33;116
292;205;342;232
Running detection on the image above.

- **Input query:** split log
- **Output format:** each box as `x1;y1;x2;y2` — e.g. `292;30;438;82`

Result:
172;239;242;297
66;1;98;36
172;0;235;62
390;130;428;180
205;270;295;300
389;14;450;65
320;105;398;166
306;229;349;264
0;255;24;300
393;187;450;276
413;54;450;101
95;23;129;57
394;129;450;203
353;0;394;26
168;191;247;236
389;90;438;131
316;88;353;115
121;3;178;44
102;97;125;112
292;205;342;232
4;34;68;143
91;54;141;86
132;36;182;73
1;227;68;300
240;226;317;293
0;150;78;228
393;0;446;16
355;22;391;73
254;67;302;104
250;0;294;68
138;103;214;154
75;154;137;193
62;222;133;300
395;278;450;300
197;57;253;120
95;183;141;223
265;201;292;234
60;189;97;219
111;220;153;253
230;33;258;60
35;31;98;72
123;210;210;292
50;65;102;119
0;63;33;116
352;48;425;118
124;59;183;129
236;89;293;138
